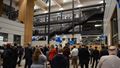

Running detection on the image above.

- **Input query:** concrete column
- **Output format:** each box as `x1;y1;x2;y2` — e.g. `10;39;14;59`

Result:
104;20;112;46
8;33;13;43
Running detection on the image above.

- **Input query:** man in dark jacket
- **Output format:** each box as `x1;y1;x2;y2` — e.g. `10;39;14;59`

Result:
63;44;70;68
99;46;109;58
117;44;120;58
2;44;13;68
92;47;99;68
78;45;90;68
11;43;19;68
24;43;33;68
17;45;24;66
51;49;67;68
43;45;49;56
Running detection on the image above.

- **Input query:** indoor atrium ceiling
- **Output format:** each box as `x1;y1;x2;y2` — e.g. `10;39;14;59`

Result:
3;0;103;15
34;0;103;15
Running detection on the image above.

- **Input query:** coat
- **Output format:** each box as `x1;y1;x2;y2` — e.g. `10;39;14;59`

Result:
78;48;90;63
51;54;67;68
97;55;120;68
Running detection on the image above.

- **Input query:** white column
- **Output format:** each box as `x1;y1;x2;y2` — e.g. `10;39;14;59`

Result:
8;33;13;43
21;35;24;46
104;20;112;46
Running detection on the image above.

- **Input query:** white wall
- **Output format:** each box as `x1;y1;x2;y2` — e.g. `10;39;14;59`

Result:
0;17;24;45
32;41;47;46
103;0;117;45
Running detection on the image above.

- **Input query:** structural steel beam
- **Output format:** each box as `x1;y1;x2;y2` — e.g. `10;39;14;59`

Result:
35;0;48;11
52;0;63;8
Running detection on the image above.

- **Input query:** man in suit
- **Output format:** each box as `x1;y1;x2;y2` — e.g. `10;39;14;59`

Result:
78;45;90;68
92;47;99;68
24;43;33;68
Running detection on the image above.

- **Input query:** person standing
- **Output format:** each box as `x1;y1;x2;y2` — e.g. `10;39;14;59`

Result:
63;44;70;68
17;45;24;66
117;44;120;58
24;43;33;68
51;49;67;68
48;45;57;68
97;46;120;68
71;46;78;68
99;45;109;58
89;46;94;64
43;45;49;56
92;47;99;68
11;43;19;68
2;44;13;68
78;45;90;68
31;48;47;68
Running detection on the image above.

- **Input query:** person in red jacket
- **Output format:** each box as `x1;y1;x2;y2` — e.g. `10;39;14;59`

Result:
48;45;57;68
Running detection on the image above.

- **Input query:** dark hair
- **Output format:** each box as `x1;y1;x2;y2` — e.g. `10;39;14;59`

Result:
118;44;120;48
58;48;63;53
101;46;105;49
73;46;76;48
95;47;97;49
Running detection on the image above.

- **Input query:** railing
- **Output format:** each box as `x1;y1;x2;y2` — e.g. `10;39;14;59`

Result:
33;4;104;39
1;4;18;20
34;5;103;26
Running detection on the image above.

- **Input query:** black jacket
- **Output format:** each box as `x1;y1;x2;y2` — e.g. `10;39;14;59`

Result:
78;48;90;63
51;54;67;68
92;49;99;59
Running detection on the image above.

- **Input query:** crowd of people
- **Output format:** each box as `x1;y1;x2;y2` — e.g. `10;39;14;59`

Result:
0;43;120;68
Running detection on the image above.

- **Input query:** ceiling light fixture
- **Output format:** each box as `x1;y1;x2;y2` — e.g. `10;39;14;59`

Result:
34;5;40;10
44;11;48;13
77;4;83;7
59;8;64;10
95;24;102;27
99;1;103;4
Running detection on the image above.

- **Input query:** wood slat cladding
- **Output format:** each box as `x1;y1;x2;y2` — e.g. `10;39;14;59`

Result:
0;0;3;16
18;0;26;23
18;0;34;46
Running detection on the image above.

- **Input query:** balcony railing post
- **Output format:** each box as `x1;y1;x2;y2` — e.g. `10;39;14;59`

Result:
48;0;51;44
72;0;75;35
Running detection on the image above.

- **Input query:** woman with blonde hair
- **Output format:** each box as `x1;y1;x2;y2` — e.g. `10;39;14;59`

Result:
31;48;47;68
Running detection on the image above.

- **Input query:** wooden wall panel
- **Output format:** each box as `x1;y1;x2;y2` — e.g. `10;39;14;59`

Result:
18;0;34;46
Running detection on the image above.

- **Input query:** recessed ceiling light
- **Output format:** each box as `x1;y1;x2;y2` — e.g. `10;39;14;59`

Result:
34;5;40;10
44;11;48;13
95;24;102;27
99;1;103;4
59;8;64;10
77;4;83;7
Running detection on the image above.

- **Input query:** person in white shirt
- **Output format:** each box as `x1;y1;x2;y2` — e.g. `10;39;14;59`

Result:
71;46;78;68
97;46;120;68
